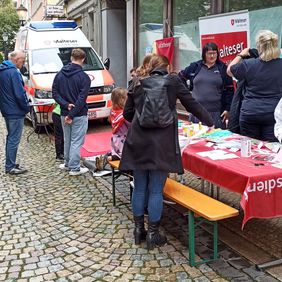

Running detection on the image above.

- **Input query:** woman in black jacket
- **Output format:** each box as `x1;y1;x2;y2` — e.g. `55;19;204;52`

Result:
119;54;214;250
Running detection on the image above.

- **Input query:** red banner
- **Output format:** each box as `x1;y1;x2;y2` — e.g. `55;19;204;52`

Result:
155;37;175;64
199;11;249;65
201;31;248;64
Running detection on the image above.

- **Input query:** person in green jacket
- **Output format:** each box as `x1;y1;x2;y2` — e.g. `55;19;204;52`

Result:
52;103;64;160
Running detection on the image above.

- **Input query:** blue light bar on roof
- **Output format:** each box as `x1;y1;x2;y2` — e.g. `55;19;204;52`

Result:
29;21;77;30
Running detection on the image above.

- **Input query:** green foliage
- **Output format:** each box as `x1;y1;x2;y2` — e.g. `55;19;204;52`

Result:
139;0;163;24
174;0;211;25
0;0;20;54
139;0;211;26
0;52;3;63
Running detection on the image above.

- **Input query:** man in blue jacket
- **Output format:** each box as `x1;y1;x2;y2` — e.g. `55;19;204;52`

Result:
52;48;91;176
0;50;30;174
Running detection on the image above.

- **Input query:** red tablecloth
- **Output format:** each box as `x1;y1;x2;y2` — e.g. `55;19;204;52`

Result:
81;131;111;157
182;140;282;227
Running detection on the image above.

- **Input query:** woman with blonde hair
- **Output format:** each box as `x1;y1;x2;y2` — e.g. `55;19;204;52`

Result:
227;30;282;141
120;54;214;250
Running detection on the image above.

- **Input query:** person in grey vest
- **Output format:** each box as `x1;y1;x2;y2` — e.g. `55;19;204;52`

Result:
179;42;234;129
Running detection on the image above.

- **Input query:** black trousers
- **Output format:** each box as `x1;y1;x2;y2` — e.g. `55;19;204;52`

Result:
52;112;64;157
240;113;278;142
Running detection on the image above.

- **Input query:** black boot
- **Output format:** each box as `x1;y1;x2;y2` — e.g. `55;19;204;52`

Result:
146;221;167;250
134;216;147;245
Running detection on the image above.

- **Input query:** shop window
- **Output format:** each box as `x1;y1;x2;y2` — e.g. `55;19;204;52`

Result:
172;0;211;71
138;0;164;65
225;1;282;50
225;0;282;12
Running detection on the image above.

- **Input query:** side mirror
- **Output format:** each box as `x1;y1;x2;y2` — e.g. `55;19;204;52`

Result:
104;58;110;70
20;65;29;77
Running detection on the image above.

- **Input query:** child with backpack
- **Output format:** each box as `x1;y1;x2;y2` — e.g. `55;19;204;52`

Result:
107;87;130;161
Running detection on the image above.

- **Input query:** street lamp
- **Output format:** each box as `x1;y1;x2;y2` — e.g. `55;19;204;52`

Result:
2;32;8;60
16;4;28;27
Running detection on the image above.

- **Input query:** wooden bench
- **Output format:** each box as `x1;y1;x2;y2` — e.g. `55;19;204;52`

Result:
163;177;239;267
108;160;133;206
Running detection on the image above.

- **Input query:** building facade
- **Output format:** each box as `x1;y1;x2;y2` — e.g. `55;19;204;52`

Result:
26;0;282;87
65;0;127;87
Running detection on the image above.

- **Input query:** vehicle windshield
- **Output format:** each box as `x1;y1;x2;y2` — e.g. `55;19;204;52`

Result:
31;47;104;74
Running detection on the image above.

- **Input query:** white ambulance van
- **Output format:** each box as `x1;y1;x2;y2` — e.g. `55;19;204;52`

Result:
15;20;115;124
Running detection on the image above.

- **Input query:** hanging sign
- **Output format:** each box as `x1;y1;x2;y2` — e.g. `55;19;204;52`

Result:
199;10;250;64
155;37;175;64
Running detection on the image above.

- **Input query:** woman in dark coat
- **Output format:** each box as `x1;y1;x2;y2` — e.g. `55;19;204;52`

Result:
119;55;214;250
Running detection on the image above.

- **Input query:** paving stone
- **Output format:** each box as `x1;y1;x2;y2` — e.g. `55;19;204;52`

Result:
34;267;49;276
194;276;211;282
29;276;44;282
228;258;252;270
256;275;280;282
134;273;146;280
0;118;276;282
21;270;35;277
68;273;83;281
218;267;249;280
242;266;266;279
91;270;107;279
176;271;189;280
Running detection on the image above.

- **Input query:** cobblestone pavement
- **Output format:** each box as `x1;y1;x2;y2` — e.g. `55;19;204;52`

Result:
0;117;280;282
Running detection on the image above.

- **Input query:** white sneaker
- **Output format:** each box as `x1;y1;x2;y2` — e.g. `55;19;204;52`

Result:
69;167;89;176
59;164;69;170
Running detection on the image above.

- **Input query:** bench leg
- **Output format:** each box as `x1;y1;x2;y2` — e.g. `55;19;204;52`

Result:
200;179;205;192
213;221;218;260
188;211;219;266
188;211;196;267
111;166;116;207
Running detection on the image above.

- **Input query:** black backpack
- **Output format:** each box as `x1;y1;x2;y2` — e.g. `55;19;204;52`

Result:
137;74;174;128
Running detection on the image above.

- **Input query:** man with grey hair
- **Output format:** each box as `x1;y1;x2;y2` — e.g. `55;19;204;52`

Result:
0;50;30;174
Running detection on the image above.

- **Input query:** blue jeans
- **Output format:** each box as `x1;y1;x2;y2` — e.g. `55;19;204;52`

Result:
61;116;88;171
4;118;24;172
132;170;168;222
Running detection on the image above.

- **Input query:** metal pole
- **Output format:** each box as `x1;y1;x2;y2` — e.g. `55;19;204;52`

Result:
256;259;282;270
4;45;8;61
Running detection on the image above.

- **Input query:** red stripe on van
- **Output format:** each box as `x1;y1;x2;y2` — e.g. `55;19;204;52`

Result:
87;95;104;103
102;70;114;85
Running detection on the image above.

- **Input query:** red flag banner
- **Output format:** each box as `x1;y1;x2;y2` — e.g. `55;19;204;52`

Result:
155;37;175;64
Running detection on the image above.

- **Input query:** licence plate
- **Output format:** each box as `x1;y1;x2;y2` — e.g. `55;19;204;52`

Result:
88;111;97;119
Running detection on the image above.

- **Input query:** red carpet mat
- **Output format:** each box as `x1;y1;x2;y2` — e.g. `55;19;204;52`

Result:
81;131;112;157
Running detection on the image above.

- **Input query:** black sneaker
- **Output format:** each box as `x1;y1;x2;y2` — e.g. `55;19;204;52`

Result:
6;167;28;175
